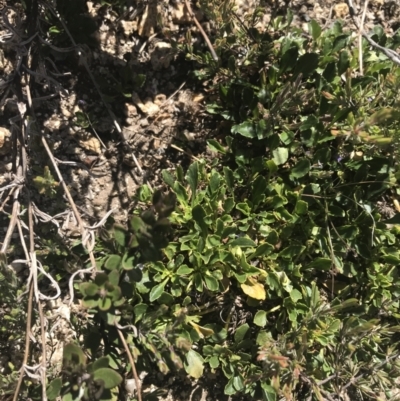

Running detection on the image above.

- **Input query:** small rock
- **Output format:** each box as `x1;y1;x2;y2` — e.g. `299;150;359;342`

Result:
78;136;101;155
120;20;138;36
44;116;61;131
132;92;159;116
140;118;150;127
124;103;138;118
171;3;203;24
154;94;167;106
150;42;173;70
0;127;12;156
125;379;137;395
333;3;349;18
171;3;191;24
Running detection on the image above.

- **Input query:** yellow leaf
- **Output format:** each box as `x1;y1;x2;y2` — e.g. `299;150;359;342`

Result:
185;350;204;379
241;277;266;300
393;199;400;213
188;321;214;338
321;91;335;100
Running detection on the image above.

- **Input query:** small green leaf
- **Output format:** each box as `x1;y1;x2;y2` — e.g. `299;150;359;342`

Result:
204;274;219;291
104;254;122;270
295;200;308;215
149;278;168;302
192;204;208;236
328;205;345;217
261;382;277;401
108;270;120;286
290;158;311;178
224;197;235;213
113;225;127;247
162;169;175;188
236;202;252;216
133;303;148;323
91;356;110;371
47;378;62;400
63;343;87;367
294;53;319;75
252;175;267;207
224;166;235;191
231;121;256;138
251;243;274;258
309;20;321;40
254;310;267;327
266;159;278;173
92;368;123;389
98;297;112;311
176;265;193;275
121;253;135;270
311;282;320;309
280;245;305;259
230;237;256;247
207;139;227;154
338;50;350;75
280;46;298;72
82;297;99;308
234;324;250;343
313;147;331;164
330;298;359;311
332;34;350;52
80;282;98;296
209;355;219;368
173;182;189;206
224;377;236;395
185;349;204;379
308;258;332;270
209;171;221;195
290;288;302;302
130;215;145;232
273;148;289;165
186;162;199;203
233;375;244;391
158;291;174;305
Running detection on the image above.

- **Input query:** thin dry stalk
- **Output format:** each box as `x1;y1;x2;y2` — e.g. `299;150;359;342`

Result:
12;285;34;401
348;0;400;65
170;143;202;162
184;0;219;61
117;328;142;401
358;0;369;75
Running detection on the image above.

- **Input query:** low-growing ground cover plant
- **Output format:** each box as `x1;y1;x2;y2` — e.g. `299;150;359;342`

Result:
60;11;400;400
3;1;400;401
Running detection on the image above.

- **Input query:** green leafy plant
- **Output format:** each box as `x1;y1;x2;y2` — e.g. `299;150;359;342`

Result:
7;2;400;400
33;166;60;198
46;343;122;401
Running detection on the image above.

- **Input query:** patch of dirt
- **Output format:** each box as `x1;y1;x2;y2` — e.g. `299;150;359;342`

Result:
1;0;400;400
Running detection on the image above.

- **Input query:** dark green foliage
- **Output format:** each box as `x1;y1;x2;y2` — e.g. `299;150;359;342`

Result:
3;2;400;401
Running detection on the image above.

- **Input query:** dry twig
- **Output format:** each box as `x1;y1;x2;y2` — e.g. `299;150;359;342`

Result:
117;328;142;401
184;0;219;62
348;0;400;66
